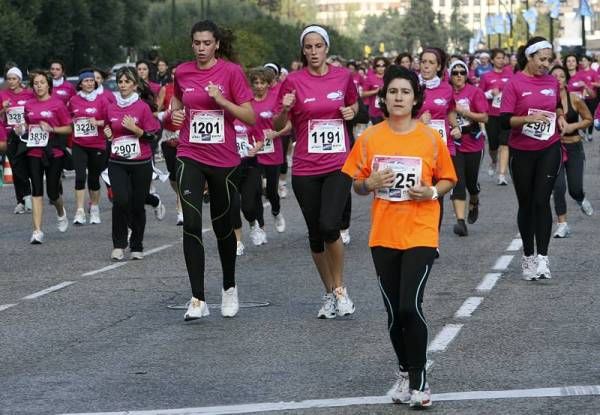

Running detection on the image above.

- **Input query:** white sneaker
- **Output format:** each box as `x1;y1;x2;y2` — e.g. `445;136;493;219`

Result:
553;222;570;238
30;230;44;244
221;286;239;317
340;228;351;245
536;255;551;279
89;205;101;224
57;210;69;232
111;248;124;261
130;251;144;260
409;384;432;408
236;240;245;256
317;293;337;319
274;213;286;233
522;255;538;281
184;297;210;321
334;286;355;316
176;211;184;226
497;174;508;186
389;371;410;404
278;182;288;199
154;199;166;221
579;198;594;216
24;195;32;212
249;223;267;246
487;164;496;177
73;208;86;225
14;203;26;214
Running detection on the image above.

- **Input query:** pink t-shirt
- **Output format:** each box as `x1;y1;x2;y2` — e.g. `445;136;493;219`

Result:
1;88;35;134
97;86;116;104
251;91;284;166
175;59;254;168
68;94;109;150
107;99;160;161
500;71;561;151
363;73;384;118
52;79;76;105
25;97;72;158
567;69;599;99
479;69;512;117
275;65;358;176
0;122;6;142
454;84;489;153
418;81;456;155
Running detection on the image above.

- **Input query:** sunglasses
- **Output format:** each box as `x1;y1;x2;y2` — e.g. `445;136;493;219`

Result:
451;71;467;76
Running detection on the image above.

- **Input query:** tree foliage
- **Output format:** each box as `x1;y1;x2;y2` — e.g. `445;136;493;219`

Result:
447;0;473;52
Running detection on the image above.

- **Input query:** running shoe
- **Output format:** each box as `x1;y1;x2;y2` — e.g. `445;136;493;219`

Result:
317;293;337;319
73;208;86;225
30;230;44;244
111;248;124;261
176;211;184;226
24;195;32;212
89;205;101;224
521;255;538;281
130;251;144;260
334;286;355;316
487;163;496;177
409;384;432;408
249;223;267;246
236;240;245;256
278;182;288;199
467;200;479;224
57;210;69;232
274;213;286;233
453;219;468;236
553;222;570;238
221;286;239;317
536;255;551;279
14;203;26;214
154;199;166;221
184;297;210;321
497;174;508;186
340;228;351;245
579;198;594;216
389;371;411;404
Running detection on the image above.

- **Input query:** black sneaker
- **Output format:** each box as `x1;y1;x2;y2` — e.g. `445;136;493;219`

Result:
467;200;479;224
453;219;468;236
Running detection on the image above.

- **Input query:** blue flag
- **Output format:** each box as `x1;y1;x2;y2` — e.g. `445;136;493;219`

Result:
578;0;593;18
545;0;560;19
522;8;538;35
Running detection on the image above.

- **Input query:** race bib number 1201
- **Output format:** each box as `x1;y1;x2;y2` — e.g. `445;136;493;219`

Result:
189;110;225;144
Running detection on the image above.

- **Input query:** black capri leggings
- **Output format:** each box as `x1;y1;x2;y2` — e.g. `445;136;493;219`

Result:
160;139;178;182
292;170;352;253
176;156;238;301
230;160;264;229
486;115;510;153
260;163;281;216
553;141;586;217
451;150;483;201
28;156;64;200
509;142;562;256
372;246;436;392
72;144;107;191
279;134;291;175
6;137;31;204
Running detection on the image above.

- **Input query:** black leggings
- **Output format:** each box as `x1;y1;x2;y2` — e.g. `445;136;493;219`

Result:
161;140;178;181
509;143;561;256
231;160;263;228
28;156;64;201
372;246;436;391
451;151;482;201
260;163;281;216
280;135;291;175
486;115;509;153
176;156;238;301
292;170;352;253
553;142;586;217
6;138;31;203
108;161;152;251
72;144;107;191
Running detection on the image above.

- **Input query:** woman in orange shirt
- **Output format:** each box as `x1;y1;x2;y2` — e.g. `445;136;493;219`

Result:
342;65;456;409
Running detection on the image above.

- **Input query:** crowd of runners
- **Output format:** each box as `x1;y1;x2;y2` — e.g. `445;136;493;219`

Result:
1;21;599;409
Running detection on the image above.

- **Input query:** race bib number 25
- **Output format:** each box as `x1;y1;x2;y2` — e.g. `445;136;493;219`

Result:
373;156;422;202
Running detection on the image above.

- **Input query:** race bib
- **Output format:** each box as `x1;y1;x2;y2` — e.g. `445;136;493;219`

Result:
492;93;502;109
308;119;346;154
373;156;422;202
256;129;275;154
6;106;25;126
429;119;447;143
26;125;49;147
189;110;225;144
73;117;98;138
522;109;556;141
236;133;252;158
111;135;141;159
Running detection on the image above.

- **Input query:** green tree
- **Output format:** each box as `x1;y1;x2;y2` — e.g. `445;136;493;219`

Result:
447;0;472;52
359;9;408;56
401;0;447;53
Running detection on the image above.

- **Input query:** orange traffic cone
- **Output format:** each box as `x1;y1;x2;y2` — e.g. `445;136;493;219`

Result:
3;156;13;184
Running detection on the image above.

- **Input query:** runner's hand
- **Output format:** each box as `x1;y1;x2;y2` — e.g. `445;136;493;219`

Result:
450;126;462;139
248;141;263;157
339;106;355;121
171;109;185;126
282;90;296;111
527;113;550;124
122;115;139;133
420;111;431;124
14;123;26;136
408;180;434;201
368;168;395;190
207;81;223;102
104;126;113;140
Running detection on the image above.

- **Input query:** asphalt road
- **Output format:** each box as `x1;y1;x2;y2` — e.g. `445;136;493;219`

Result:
1;134;599;415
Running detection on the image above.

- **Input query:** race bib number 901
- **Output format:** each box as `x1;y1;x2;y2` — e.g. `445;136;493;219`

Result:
26;125;49;147
308;119;346;154
189;109;225;144
522;109;556;141
373;156;422;202
73;117;98;138
111;135;140;159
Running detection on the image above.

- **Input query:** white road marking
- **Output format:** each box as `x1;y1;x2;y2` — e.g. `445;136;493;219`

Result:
21;281;76;300
82;244;174;277
506;238;523;251
58;385;600;415
477;273;502;292
492;255;514;271
202;228;211;233
143;244;172;256
427;324;463;352
0;303;18;312
454;297;484;318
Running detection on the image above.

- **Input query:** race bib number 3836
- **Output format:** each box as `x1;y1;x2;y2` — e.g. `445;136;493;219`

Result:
308;119;346;153
189;110;225;144
26;125;49;147
373;156;422;202
522;109;556;141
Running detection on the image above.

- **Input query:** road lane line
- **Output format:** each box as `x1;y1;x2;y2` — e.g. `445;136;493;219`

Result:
21;281;76;300
454;297;484;318
58;384;600;415
427;324;463;352
143;244;172;256
506;238;522;251
82;263;128;277
477;273;502;292
0;304;18;312
492;255;514;271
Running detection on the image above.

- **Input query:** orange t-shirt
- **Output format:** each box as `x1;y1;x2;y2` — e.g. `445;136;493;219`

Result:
342;120;457;250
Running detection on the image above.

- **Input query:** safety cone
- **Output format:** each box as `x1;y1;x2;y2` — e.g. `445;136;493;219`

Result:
3;156;13;184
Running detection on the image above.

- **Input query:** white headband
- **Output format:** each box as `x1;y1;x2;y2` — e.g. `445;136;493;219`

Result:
525;41;552;57
300;25;330;47
6;67;22;80
479;52;490;59
448;61;469;78
264;63;279;75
